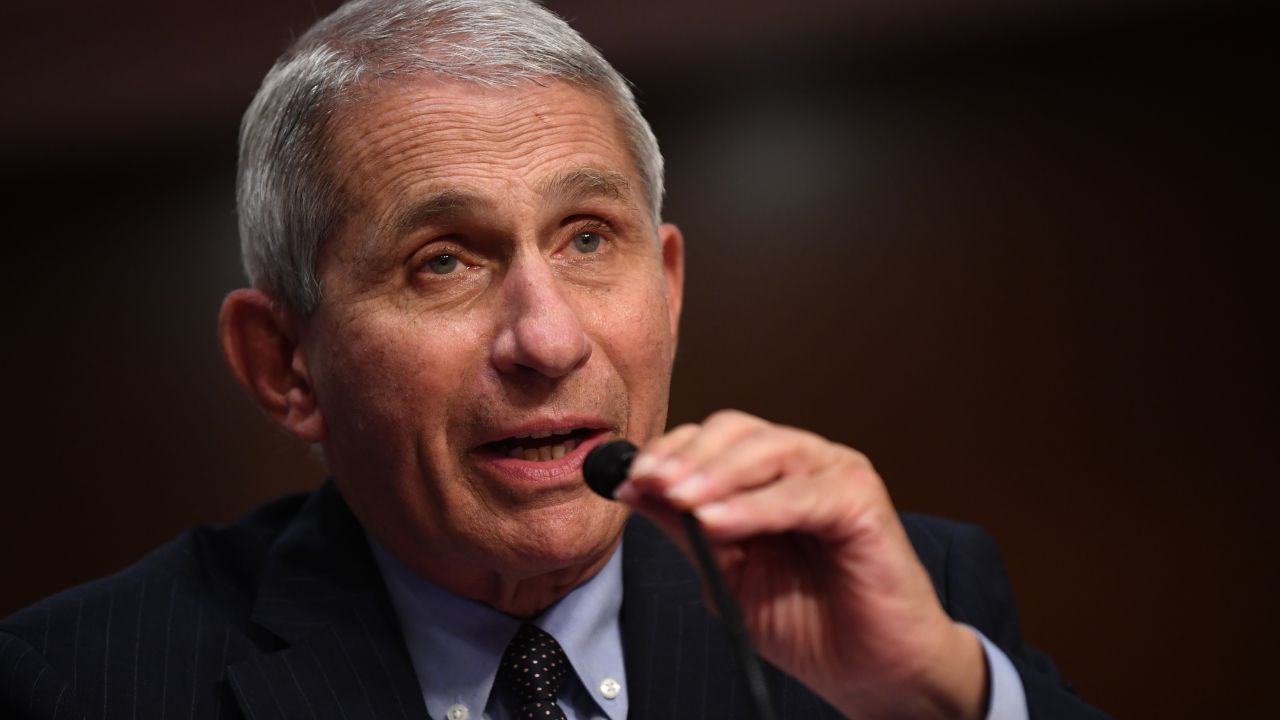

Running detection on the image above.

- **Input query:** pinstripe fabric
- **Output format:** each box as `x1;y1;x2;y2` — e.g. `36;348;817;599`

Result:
621;517;845;720
904;518;1111;720
3;483;1106;719
0;501;283;720
0;485;426;720
620;513;1109;720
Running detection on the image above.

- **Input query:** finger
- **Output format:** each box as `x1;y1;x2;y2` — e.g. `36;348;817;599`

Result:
664;425;839;508
624;422;701;494
692;459;892;545
633;410;768;495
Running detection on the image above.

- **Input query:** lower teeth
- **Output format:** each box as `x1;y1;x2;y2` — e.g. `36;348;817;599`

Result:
505;438;578;461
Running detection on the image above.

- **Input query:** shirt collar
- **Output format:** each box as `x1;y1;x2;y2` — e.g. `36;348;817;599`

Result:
539;545;628;718
369;538;628;720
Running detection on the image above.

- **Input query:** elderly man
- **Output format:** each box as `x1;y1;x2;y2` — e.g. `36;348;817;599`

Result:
1;1;1106;718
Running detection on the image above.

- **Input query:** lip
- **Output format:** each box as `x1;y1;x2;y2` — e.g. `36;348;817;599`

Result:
470;416;613;448
468;422;614;487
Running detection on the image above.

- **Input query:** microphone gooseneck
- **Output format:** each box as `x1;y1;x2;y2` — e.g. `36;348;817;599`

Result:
582;440;780;720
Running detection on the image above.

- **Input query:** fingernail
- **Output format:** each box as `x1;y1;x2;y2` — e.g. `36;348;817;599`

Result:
614;482;639;503
665;473;709;504
693;501;730;524
629;452;660;478
654;457;684;481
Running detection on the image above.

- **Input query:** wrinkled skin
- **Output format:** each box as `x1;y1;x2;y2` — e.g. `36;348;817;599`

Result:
219;77;985;718
223;79;683;616
619;412;987;719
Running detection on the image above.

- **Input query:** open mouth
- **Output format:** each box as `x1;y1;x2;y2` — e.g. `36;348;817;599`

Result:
482;427;601;462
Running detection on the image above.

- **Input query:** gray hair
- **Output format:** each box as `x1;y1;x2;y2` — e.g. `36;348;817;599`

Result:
237;0;665;315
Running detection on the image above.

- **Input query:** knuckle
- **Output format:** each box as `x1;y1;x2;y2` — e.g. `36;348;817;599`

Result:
667;422;700;438
704;408;758;428
745;424;781;445
845;460;888;500
842;453;874;478
792;427;827;447
820;438;870;468
844;446;871;468
646;424;699;454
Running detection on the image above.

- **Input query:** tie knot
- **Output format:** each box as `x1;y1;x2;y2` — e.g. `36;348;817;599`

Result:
499;624;570;719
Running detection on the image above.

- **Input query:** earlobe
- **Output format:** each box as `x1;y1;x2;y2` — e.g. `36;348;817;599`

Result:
218;289;327;442
658;223;685;336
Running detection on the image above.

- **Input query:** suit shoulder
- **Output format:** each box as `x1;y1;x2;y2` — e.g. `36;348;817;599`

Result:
900;512;992;550
900;512;996;574
897;513;1015;625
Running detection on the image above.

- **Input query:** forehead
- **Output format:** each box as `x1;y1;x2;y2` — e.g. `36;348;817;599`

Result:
327;77;642;221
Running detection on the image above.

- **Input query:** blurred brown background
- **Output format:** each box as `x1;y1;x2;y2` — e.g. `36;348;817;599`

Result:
2;0;1276;716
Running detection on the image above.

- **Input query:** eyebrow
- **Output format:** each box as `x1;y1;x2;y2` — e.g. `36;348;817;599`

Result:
538;167;637;210
386;189;491;240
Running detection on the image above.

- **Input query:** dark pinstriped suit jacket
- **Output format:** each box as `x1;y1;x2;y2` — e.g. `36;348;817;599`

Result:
1;482;1108;719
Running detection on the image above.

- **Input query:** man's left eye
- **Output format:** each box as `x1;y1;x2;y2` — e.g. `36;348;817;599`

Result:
571;231;604;254
425;254;459;274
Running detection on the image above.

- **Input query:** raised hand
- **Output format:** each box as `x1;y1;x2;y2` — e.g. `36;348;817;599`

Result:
617;410;988;720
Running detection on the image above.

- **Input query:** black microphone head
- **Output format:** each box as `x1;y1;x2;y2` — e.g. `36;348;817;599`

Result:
583;440;637;499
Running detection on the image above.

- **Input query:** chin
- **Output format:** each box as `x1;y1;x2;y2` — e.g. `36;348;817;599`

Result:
490;500;629;579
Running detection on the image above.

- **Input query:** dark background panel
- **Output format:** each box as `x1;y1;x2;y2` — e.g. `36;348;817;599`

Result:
2;1;1276;716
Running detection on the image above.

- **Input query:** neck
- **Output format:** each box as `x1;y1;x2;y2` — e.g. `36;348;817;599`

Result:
383;535;623;618
471;544;619;617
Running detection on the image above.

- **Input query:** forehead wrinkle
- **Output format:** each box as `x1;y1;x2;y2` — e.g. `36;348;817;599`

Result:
338;85;627;188
330;81;644;260
341;110;620;217
346;94;600;171
537;167;637;212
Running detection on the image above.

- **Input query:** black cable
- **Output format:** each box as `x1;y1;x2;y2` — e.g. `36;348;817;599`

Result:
584;440;780;720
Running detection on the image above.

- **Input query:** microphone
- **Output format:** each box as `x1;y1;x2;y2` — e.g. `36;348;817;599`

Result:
582;439;635;499
583;440;779;720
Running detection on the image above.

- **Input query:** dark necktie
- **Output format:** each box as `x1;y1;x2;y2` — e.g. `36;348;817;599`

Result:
498;624;570;720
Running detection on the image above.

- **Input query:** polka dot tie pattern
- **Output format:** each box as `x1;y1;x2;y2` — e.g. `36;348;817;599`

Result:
498;624;570;720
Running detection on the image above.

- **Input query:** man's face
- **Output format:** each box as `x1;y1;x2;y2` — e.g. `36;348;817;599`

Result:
301;79;682;589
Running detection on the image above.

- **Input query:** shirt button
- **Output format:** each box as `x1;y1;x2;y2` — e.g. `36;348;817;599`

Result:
599;677;622;700
446;704;469;720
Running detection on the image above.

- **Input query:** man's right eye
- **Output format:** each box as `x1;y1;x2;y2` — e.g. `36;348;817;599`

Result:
425;254;459;275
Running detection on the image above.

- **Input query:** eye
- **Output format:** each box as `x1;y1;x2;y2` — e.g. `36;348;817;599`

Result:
571;231;604;254
425;254;459;275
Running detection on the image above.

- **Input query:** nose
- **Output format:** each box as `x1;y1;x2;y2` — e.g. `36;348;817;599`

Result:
490;253;592;379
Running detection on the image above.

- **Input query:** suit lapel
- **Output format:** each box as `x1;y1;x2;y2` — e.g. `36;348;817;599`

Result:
224;491;849;720
621;515;745;720
227;482;428;720
620;516;847;720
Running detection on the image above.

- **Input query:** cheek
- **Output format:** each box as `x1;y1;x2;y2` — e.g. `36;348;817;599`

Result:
314;310;482;439
590;281;676;414
582;265;672;339
625;279;676;358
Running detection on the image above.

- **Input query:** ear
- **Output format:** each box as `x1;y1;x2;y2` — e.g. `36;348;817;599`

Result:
658;222;685;337
218;289;326;443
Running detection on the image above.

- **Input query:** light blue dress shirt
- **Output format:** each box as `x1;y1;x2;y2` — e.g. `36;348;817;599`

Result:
371;539;628;720
370;536;1027;720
